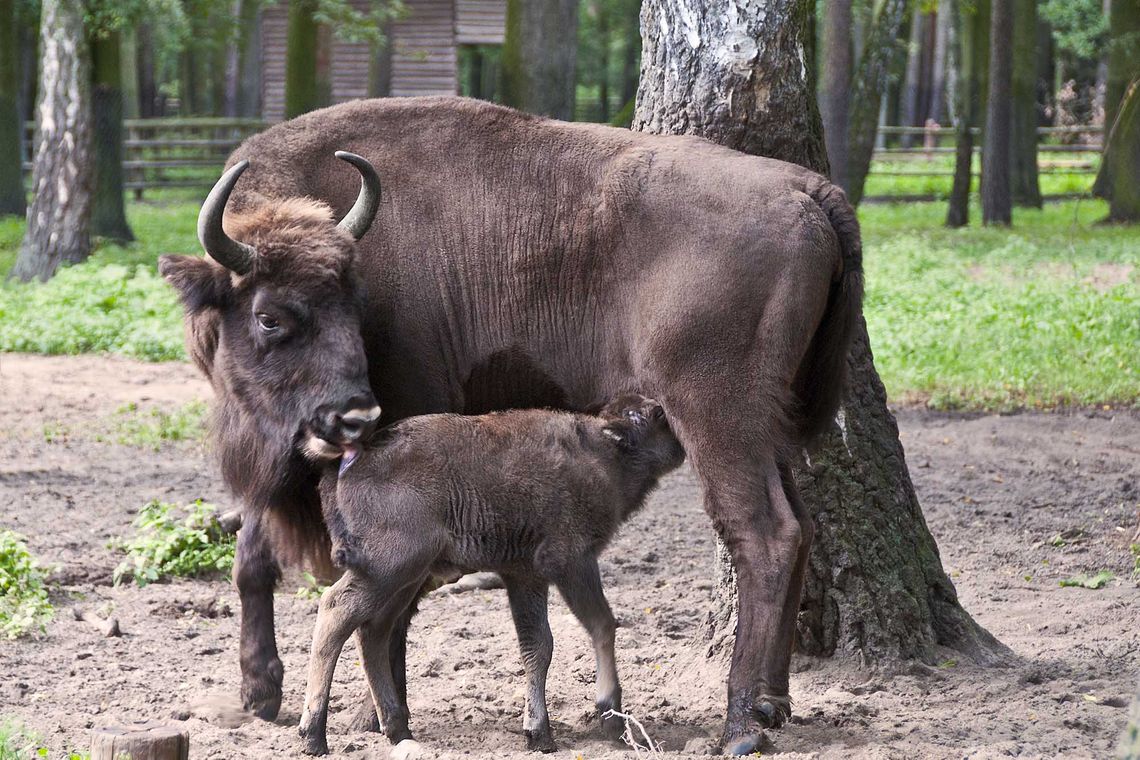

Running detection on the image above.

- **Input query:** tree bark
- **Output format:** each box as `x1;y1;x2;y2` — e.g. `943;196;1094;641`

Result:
845;0;913;206
90;30;134;243
236;0;263;115
982;0;1012;225
285;0;320;118
596;0;611;122
1093;77;1140;222
10;0;92;282
137;24;158;118
946;0;972;227
634;0;1006;669
819;0;853;190
0;0;25;218
367;8;392;98
1010;0;1041;208
899;10;927;148
501;0;580;120
1106;0;1140;134
929;0;952;125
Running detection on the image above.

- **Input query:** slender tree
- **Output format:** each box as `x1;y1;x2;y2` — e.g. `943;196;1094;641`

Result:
929;0;952;124
1106;0;1140;132
819;0;853;190
634;0;1006;720
1011;0;1042;207
1093;77;1140;221
236;0;263;115
137;23;158;117
845;0;914;206
11;0;92;281
982;0;1013;224
501;0;580;120
90;29;135;242
900;9;928;148
285;0;320;118
0;0;25;218
946;0;988;227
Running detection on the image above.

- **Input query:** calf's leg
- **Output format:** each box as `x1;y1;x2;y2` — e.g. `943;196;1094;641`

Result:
353;585;426;745
503;575;556;753
298;572;374;756
553;558;623;740
233;511;284;720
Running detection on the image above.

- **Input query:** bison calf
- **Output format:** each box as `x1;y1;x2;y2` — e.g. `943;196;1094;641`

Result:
297;395;685;755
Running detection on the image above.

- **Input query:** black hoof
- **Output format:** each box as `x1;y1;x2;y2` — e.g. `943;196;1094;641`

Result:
298;729;329;757
722;732;765;756
241;657;284;721
599;711;624;741
524;728;557;753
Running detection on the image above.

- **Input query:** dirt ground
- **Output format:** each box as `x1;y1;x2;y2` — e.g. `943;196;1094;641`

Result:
1;353;1137;760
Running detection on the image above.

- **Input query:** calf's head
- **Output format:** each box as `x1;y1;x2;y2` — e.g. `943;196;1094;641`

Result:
159;153;382;479
599;394;686;476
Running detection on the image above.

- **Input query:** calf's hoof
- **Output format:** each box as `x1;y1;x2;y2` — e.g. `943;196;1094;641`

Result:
298;730;329;757
347;696;380;733
240;657;284;721
597;702;624;741
721;695;788;755
524;727;557;753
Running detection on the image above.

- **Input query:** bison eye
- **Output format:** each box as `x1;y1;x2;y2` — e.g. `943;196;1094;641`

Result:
256;312;280;333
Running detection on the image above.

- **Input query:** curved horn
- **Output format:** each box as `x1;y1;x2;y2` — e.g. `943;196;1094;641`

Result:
334;151;382;241
197;159;256;275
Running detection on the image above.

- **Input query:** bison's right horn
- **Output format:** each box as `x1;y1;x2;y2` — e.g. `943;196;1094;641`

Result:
198;159;256;275
334;151;382;241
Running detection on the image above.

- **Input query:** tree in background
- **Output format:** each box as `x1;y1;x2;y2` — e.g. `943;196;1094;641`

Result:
1093;76;1140;221
1011;0;1042;208
285;0;320;118
1105;0;1140;132
819;0;853;190
635;3;1006;749
845;0;913;206
501;0;580;120
947;0;988;227
11;0;92;282
982;0;1013;224
90;28;134;242
0;0;25;218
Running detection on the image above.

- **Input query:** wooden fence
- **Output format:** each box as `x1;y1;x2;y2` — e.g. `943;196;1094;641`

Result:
21;118;1103;201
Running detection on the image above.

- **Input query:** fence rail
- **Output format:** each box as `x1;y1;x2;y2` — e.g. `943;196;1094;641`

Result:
21;118;1104;200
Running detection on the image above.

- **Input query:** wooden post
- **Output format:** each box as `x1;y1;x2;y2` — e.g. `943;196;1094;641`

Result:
91;722;189;760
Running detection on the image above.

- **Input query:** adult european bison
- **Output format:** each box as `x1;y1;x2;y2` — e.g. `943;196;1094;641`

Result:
159;96;862;755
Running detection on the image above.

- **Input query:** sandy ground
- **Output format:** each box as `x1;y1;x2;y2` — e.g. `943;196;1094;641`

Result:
0;353;1137;759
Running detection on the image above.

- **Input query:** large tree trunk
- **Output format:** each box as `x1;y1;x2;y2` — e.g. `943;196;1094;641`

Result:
819;0;853;190
1010;0;1041;208
285;0;320;118
1093;77;1140;222
0;0;25;218
1106;0;1140;135
500;0;579;120
90;30;134;243
981;0;1012;225
845;0;913;206
634;0;1006;675
10;0;92;282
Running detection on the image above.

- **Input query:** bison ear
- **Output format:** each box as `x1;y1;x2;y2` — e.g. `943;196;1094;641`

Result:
158;255;230;312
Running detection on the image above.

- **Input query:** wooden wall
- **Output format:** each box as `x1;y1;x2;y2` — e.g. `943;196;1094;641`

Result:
260;0;506;122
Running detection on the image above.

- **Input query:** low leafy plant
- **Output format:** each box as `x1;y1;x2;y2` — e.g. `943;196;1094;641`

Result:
98;401;208;450
113;501;235;586
1058;570;1114;589
0;719;88;759
0;532;54;640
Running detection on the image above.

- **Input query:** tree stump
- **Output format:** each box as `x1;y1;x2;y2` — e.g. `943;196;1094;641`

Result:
91;722;189;760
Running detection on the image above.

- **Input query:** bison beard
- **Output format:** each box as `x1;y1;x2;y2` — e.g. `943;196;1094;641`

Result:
162;97;862;754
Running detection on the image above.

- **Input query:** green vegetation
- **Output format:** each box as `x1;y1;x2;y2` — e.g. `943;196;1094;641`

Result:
0;720;87;760
0;532;53;640
1059;570;1114;589
861;200;1139;410
863;154;1101;200
113;500;235;586
98;401;207;449
2;196;1137;411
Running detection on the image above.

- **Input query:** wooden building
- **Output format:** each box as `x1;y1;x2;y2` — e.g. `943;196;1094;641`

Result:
260;0;506;122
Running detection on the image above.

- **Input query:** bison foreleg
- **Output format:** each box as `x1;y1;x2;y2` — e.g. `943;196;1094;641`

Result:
234;511;285;721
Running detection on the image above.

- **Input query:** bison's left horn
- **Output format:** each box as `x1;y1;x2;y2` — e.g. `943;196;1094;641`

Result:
334;151;382;241
198;159;256;275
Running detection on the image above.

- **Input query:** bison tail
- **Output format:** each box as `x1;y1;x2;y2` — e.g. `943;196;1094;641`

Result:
792;181;865;445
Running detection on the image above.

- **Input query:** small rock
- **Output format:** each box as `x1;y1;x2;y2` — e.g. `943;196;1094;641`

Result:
389;739;432;760
683;736;718;755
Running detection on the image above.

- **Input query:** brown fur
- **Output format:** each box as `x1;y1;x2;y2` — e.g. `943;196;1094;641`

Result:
297;396;684;754
161;97;863;750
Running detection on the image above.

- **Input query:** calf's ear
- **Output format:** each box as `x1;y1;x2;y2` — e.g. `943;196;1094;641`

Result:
158;255;231;312
602;422;636;451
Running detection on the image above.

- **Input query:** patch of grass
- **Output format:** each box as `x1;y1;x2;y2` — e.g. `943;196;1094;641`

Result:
113;500;235;587
0;719;88;759
863;152;1100;200
861;199;1140;410
0;532;54;640
1131;544;1139;577
1058;570;1114;589
97;401;208;450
